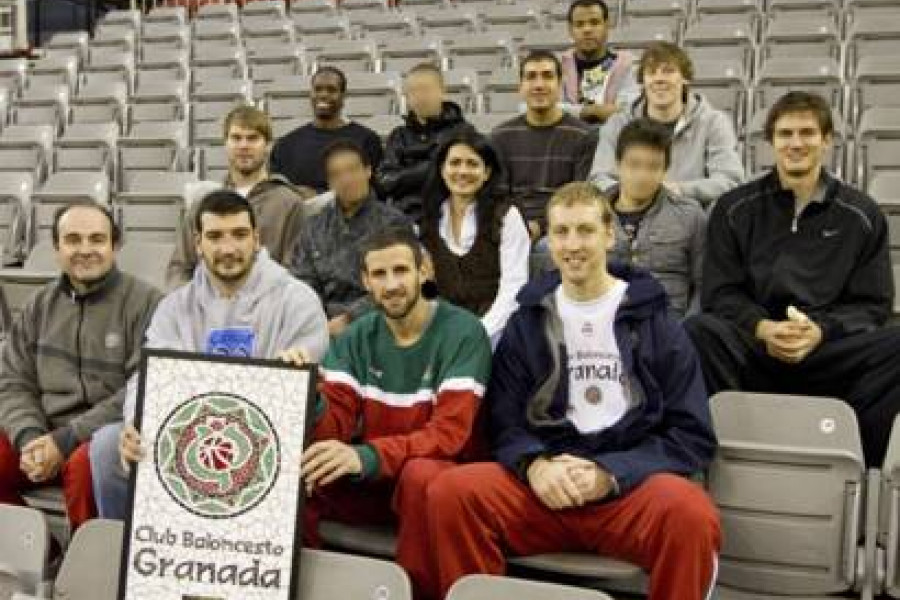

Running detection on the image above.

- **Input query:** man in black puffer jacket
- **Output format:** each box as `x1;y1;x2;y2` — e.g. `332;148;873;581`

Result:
377;63;475;225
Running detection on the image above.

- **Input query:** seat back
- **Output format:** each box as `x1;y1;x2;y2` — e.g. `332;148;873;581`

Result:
708;391;865;595
0;270;56;322
0;505;49;596
53;519;122;600
447;574;613;600
297;548;412;600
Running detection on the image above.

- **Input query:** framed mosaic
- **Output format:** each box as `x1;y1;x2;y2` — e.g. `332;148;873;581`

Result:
118;349;315;600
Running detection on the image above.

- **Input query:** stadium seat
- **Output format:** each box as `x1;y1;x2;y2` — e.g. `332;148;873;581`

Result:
194;2;239;26
753;57;844;118
469;112;518;134
444;32;515;75
30;172;111;244
45;31;89;65
483;70;520;114
28;55;78;92
622;0;687;34
129;79;188;125
260;75;314;122
447;574;613;600
0;505;50;597
0;58;27;96
0;124;55;183
136;47;190;84
98;8;141;33
379;37;443;74
22;239;56;271
882;417;900;598
117;241;174;290
190;45;249;90
691;59;749;131
117;121;189;192
708;391;877;598
142;5;187;27
516;30;571;55
608;23;676;54
53;121;118;176
857;107;900;189
89;28;136;56
300;548;412;600
115;173;192;246
342;0;388;11
418;6;480;37
293;14;352;47
443;68;481;113
343;71;402;117
70;81;128;129
847;11;900;71
312;39;380;73
0;270;56;322
760;14;841;63
870;172;900;261
84;48;135;92
242;19;296;51
11;85;69;134
0;172;31;265
398;0;444;10
242;0;288;20
853;56;900;125
196;142;229;181
767;0;842;22
248;44;307;84
193;19;242;48
190;78;254;144
139;22;190;54
290;0;336;17
480;4;544;40
353;11;419;43
682;23;756;76
47;519;122;600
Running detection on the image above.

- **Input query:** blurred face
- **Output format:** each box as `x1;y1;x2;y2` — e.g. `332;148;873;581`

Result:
642;61;688;112
55;206;117;289
225;124;270;177
771;111;832;179
310;72;345;120
405;70;444;121
520;59;561;113
362;244;426;321
569;4;609;57
326;150;372;210
548;202;614;289
441;143;491;200
195;211;260;285
617;144;667;202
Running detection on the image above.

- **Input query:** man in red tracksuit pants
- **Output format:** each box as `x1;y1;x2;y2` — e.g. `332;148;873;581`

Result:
424;182;721;600
298;227;492;597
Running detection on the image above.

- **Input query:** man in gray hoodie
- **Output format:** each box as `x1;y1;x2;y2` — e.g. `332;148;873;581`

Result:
90;190;329;520
0;202;161;530
590;42;744;207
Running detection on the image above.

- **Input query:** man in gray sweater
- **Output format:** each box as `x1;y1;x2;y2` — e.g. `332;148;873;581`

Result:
590;42;744;207
91;190;330;520
0;202;161;529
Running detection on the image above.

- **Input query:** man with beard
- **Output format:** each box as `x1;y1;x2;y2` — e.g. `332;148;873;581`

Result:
0;202;161;529
686;91;900;467
300;227;491;599
91;190;329;519
270;67;383;193
166;105;326;289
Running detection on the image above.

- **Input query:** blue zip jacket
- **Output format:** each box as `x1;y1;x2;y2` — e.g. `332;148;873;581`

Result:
488;262;716;495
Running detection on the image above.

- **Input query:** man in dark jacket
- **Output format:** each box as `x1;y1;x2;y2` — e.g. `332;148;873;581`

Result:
686;91;900;467
376;63;474;224
422;182;719;600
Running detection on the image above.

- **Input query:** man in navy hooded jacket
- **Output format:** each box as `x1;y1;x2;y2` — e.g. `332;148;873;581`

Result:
421;182;720;600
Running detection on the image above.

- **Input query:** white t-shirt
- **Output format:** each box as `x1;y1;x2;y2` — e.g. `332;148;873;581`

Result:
556;280;630;434
234;184;254;198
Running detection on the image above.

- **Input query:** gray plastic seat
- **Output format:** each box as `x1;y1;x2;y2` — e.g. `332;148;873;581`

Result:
51;519;122;600
143;5;187;27
290;0;336;17
847;12;900;71
608;23;675;54
53;121;118;176
869;172;900;258
0;505;49;597
447;574;613;600
418;6;480;37
344;72;402;117
242;0;287;19
129;79;188;124
379;37;443;73
753;57;843;117
683;23;756;75
708;391;873;597
443;69;481;113
444;32;515;75
469;112;517;134
194;1;239;23
116;171;196;245
517;29;572;55
480;4;543;40
12;85;69;133
260;75;314;122
858;107;900;189
692;59;749;131
483;70;520;114
136;47;189;83
356;114;403;142
84;48;135;92
312;39;379;73
139;22;190;54
354;11;419;43
0;269;56;322
0;58;27;96
197;143;229;182
242;18;296;49
853;56;900;125
117;121;189;191
30;172;111;244
70;81;127;129
190;78;254;144
191;45;249;89
0;172;31;265
248;44;307;84
760;15;841;63
0;124;54;183
293;14;352;47
90;27;136;55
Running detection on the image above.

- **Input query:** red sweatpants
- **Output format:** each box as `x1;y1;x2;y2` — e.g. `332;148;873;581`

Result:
0;434;96;530
426;463;721;600
303;458;455;599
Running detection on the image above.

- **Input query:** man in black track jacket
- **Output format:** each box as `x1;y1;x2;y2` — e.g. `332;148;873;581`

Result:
686;91;900;467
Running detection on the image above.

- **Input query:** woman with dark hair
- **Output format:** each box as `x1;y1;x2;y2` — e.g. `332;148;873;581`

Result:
420;131;530;346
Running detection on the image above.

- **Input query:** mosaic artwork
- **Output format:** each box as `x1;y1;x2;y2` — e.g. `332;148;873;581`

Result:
120;350;313;600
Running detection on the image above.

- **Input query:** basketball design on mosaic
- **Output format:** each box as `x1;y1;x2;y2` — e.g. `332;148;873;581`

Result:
155;392;280;519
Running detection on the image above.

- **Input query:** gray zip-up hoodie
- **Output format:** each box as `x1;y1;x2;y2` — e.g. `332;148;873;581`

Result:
607;186;707;318
124;248;329;420
590;92;745;206
0;268;161;454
